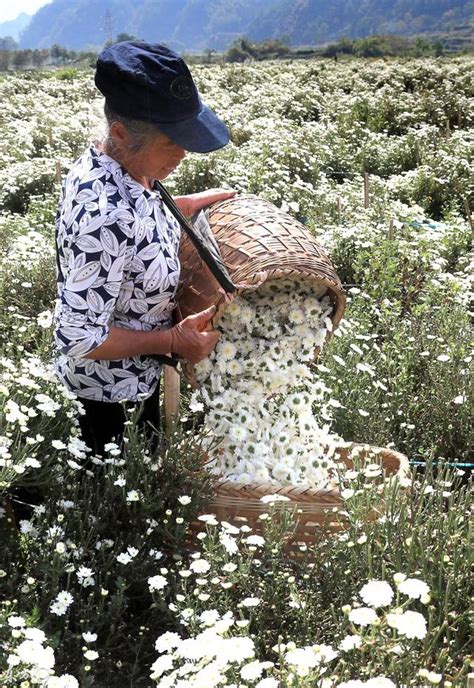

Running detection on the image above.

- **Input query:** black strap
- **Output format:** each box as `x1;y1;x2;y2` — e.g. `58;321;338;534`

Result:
149;353;180;368
155;180;237;294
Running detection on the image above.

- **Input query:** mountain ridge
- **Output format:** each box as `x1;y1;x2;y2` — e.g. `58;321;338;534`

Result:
15;0;474;51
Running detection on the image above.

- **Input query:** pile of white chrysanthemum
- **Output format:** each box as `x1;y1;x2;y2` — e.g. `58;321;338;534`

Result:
192;279;342;487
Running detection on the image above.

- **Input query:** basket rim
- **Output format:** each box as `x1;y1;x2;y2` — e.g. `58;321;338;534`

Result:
208;443;410;505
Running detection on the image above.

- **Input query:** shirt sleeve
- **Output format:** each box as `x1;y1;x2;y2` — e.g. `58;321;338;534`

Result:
54;208;132;358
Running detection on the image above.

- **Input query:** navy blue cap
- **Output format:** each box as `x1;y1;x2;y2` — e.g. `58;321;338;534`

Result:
95;41;230;153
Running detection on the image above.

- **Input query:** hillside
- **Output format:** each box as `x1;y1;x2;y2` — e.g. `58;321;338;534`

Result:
17;0;474;51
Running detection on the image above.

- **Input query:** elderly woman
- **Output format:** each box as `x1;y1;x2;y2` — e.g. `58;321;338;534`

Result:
53;41;234;455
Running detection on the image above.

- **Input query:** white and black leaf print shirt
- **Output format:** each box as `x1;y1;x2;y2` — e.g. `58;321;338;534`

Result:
53;143;181;402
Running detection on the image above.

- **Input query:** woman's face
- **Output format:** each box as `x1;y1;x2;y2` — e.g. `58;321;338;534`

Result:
110;123;187;186
135;132;187;181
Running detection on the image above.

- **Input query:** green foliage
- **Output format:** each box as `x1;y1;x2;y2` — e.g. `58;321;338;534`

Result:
323;34;451;59
225;37;290;63
1;423;215;684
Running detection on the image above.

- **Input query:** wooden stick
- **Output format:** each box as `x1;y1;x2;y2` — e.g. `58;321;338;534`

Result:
55;160;62;183
457;106;462;128
446;118;450;139
163;364;180;435
388;218;394;240
363;173;369;208
463;198;473;231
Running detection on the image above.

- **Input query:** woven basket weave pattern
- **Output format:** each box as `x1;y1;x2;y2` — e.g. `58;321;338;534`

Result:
176;194;346;327
191;445;410;554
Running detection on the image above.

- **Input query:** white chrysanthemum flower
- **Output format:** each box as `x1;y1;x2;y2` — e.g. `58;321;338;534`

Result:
348;607;378;626
150;654;174;679
284;644;337;676
148;575;167;592
17;639;55;669
240;597;261;607
360;580;394;608
387;610;427;639
256;678;279;688
7;615;26;628
190;558;211;574
178;495;192;505
339;634;362;651
240;660;265;680
219;341;238;360
50;590;73;616
82;632;97;643
154;631;181;653
260;493;291;503
219;532;239;555
398;578;430;599
47;675;79;687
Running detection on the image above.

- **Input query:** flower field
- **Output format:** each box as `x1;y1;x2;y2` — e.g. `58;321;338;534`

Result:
0;56;473;686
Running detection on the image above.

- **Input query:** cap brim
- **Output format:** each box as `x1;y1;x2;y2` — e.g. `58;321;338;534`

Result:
157;102;230;153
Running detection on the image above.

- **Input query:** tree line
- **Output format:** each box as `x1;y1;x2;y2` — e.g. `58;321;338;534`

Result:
0;38;97;71
0;31;463;73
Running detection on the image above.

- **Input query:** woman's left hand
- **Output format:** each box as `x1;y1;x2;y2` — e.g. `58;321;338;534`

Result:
174;189;237;217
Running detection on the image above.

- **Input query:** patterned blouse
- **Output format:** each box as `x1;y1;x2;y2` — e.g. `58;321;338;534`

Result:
53;143;181;403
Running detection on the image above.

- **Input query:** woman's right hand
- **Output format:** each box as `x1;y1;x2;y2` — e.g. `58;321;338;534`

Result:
169;306;220;364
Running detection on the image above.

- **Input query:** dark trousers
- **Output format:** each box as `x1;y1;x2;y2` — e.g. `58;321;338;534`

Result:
78;382;161;457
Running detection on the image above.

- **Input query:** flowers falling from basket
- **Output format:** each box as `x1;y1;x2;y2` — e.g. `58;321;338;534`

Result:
191;279;342;488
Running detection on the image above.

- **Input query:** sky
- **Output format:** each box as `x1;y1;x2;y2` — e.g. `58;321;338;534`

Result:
0;0;51;24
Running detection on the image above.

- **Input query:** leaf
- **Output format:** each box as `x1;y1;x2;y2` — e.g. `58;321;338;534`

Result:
129;299;149;314
75;387;105;400
79;213;107;236
100;227;120;256
137;243;161;261
143;253;168;292
67;261;102;292
103;282;121;298
94;364;116;385
58;325;89;340
144;300;173;319
87;289;106;314
72;251;86;269
101;251;112;271
62;291;88;310
76;188;98;204
109;376;139;402
130;255;145;274
75;235;103;253
108;256;125;282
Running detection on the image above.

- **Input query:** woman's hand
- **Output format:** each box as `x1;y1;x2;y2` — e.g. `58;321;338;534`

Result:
174;189;236;217
169;306;219;364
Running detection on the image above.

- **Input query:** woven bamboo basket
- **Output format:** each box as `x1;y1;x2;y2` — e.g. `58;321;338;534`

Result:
190;443;410;556
175;193;346;326
163;194;347;423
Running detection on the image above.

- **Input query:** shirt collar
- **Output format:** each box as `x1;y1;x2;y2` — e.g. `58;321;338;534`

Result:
90;142;160;203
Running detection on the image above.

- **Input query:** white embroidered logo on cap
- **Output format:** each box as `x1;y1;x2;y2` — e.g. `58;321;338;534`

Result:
170;76;194;100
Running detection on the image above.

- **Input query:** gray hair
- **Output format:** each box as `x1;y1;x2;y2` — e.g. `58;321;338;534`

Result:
103;101;162;154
